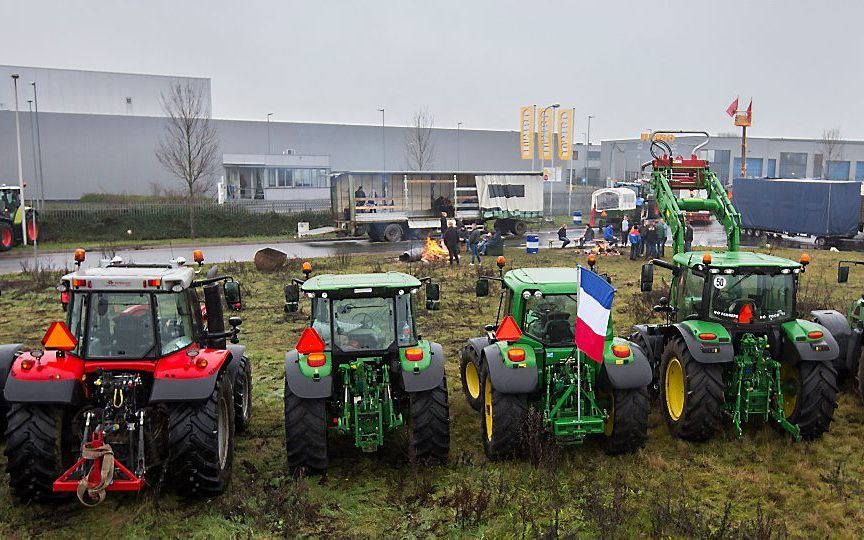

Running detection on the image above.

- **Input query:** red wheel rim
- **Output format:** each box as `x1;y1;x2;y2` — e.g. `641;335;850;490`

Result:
0;228;11;247
27;220;38;241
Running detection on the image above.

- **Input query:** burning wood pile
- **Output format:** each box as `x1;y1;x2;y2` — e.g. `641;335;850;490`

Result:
399;237;450;263
582;239;621;257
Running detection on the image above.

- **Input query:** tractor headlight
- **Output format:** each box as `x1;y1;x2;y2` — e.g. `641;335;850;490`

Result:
534;291;543;298
321;292;328;298
522;291;531;299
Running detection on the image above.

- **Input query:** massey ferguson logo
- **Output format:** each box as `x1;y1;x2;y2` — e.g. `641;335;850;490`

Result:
105;280;132;287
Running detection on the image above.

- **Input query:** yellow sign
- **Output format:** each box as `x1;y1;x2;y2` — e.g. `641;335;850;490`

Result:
734;114;751;127
557;109;573;161
641;133;675;142
519;107;535;160
538;107;553;161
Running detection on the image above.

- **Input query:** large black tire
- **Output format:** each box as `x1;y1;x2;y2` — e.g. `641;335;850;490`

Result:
781;361;838;440
168;374;235;496
659;337;724;442
479;361;527;460
383;223;404;242
367;224;382;242
408;378;450;462
459;345;483;412
511;220;528;236
601;386;650;455
284;380;328;474
5;404;69;502
0;221;13;252
232;356;253;433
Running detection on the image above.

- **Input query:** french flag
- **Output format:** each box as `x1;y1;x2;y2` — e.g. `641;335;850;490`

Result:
575;266;615;363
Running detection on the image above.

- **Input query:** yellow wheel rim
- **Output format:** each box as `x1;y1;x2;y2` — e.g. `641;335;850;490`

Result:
604;391;615;436
465;362;480;400
665;357;685;421
780;363;799;419
484;376;493;441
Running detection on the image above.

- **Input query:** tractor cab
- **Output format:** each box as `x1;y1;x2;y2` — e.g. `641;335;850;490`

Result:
0;185;22;217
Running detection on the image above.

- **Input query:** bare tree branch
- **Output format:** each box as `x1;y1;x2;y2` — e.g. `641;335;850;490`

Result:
156;81;219;237
819;128;843;179
405;107;436;171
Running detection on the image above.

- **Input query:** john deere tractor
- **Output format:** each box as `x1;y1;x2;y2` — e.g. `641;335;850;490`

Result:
0;184;39;250
282;264;448;472
632;131;838;442
461;257;652;459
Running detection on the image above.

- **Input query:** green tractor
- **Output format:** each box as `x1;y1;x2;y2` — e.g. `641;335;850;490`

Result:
632;131;838;442
282;263;448;472
0;185;39;250
460;257;652;459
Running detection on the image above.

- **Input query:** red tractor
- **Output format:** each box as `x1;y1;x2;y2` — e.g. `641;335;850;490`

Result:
0;249;252;505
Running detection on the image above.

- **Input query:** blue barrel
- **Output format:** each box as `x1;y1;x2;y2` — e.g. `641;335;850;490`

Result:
573;211;583;225
526;234;539;254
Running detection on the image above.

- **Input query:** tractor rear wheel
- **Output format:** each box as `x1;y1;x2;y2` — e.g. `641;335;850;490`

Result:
284;380;328;474
480;361;527;460
4;404;69;502
659;337;724;442
781;361;837;440
168;374;235;496
459;346;483;412
408;378;450;463
601;386;649;455
232;355;253;433
0;222;13;251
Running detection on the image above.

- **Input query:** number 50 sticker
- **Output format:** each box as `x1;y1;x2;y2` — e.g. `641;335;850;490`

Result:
713;276;727;289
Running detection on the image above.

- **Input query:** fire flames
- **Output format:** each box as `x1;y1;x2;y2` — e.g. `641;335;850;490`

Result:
421;237;449;262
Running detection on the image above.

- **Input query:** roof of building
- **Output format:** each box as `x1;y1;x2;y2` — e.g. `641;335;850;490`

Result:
302;272;421;291
673;251;801;269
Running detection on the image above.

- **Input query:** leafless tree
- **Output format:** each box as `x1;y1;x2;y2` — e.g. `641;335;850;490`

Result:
819;128;843;179
156;82;219;237
405;107;436;171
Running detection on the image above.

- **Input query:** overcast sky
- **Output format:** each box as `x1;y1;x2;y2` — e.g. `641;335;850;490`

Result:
3;0;863;140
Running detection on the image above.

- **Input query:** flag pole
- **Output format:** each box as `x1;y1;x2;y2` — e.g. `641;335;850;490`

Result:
740;124;747;177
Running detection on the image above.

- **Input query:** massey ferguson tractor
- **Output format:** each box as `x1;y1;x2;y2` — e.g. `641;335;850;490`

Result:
282;263;449;472
461;257;652;459
0;184;39;250
632;131;838;442
1;249;252;505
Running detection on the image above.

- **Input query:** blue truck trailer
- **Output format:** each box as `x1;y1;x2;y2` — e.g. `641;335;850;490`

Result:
733;177;864;247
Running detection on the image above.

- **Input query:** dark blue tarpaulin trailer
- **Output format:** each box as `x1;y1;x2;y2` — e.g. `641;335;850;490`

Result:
732;177;862;244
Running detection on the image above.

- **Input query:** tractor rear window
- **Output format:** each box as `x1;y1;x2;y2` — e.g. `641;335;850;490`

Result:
707;272;795;324
84;292;157;359
332;297;396;352
524;294;578;346
155;293;195;355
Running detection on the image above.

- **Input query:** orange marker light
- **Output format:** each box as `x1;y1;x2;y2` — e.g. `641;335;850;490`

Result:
302;261;313;273
587;253;597;266
507;348;526;362
702;253;712;265
799;253;810;266
195;357;208;369
807;330;823;340
73;249;86;263
698;333;717;341
146;279;162;288
496;256;506;269
193;250;205;264
612;344;631;358
405;348;424;362
20;358;35;370
72;279;87;288
307;352;327;367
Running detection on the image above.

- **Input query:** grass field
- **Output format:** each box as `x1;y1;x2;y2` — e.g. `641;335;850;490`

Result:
1;245;863;538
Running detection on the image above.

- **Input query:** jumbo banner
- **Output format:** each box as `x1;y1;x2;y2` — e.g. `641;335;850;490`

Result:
519;106;535;160
538;107;553;161
557;109;573;161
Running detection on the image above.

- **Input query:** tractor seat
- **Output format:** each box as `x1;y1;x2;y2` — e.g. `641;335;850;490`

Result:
112;316;153;357
544;318;574;343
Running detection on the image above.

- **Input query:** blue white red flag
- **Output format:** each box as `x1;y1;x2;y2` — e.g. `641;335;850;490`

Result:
575;266;615;363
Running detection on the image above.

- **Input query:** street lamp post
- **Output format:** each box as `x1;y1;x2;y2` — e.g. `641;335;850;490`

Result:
11;74;27;246
377;108;386;195
27;100;39;205
456;122;462;170
266;112;274;154
583;115;594;187
31;82;45;210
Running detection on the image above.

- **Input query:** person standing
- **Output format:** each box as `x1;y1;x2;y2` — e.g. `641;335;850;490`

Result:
621;217;630;246
684;221;694;252
644;222;657;259
638;220;648;257
628;226;642;260
656;218;667;257
468;224;482;265
443;224;460;265
440;212;448;235
354;185;366;213
558;225;571;249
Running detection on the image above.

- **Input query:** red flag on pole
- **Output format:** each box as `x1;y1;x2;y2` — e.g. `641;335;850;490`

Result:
746;99;753;122
725;97;739;118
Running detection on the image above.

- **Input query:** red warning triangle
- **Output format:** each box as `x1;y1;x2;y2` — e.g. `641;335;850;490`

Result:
42;321;77;351
296;327;326;355
496;315;523;342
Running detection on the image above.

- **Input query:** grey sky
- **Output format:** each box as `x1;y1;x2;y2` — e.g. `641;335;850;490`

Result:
2;0;862;140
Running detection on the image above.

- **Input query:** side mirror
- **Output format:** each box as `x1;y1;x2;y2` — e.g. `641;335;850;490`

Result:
224;281;242;311
284;284;300;313
653;296;675;314
476;278;490;297
838;266;850;283
228;316;242;327
425;282;440;310
640;263;654;292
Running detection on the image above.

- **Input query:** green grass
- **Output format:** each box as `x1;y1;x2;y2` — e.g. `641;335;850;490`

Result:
1;246;863;537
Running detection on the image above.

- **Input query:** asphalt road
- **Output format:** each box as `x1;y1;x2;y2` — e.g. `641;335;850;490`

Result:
0;221;811;276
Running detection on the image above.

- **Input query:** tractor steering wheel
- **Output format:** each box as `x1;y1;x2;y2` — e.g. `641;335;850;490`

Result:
353;313;375;329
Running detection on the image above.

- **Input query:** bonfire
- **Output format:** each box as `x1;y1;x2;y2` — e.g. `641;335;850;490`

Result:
421;237;449;262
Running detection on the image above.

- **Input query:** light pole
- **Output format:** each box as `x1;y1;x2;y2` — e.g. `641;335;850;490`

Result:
456;122;462;170
266;112;274;154
27;100;39;206
11;74;27;246
540;103;560;217
31;82;45;210
378;108;386;195
583;115;594;187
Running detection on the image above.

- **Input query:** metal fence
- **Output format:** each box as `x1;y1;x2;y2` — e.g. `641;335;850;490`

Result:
41;199;331;219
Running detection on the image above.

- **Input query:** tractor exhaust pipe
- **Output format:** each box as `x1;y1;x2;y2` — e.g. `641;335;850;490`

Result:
203;283;226;349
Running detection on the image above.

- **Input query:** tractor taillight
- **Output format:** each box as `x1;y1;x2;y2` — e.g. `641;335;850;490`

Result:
60;291;70;305
507;348;526;362
20;358;35;370
808;330;823;340
195;357;208;369
145;279;162;288
405;348;424;362
737;303;754;324
698;333;717;341
612;344;631;358
307;353;327;368
72;279;87;288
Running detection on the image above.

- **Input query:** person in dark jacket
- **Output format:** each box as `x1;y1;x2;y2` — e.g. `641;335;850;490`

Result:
684;221;694;252
440;212;448;235
628;226;642;260
643;222;658;259
558;226;571;248
467;224;482;265
443;225;460;265
579;226;595;247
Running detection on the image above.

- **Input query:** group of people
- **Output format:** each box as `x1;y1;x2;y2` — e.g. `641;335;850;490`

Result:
441;215;503;266
557;215;695;261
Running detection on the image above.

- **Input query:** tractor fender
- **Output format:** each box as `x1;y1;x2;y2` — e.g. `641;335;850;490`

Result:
603;342;653;390
781;320;839;365
225;344;248;379
673;322;734;364
402;342;445;393
149;349;231;403
482;343;537;394
284;349;333;399
630;325;664;366
467;337;492;359
4;378;83;404
0;343;22;398
811;309;856;371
